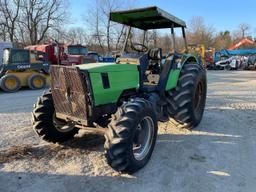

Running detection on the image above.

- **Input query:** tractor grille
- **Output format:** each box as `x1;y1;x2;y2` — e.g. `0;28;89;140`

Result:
50;65;88;124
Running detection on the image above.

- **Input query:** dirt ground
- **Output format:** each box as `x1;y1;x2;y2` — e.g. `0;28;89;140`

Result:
0;71;256;192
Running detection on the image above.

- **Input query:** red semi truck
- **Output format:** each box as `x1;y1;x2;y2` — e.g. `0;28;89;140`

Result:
25;43;95;65
65;44;96;64
26;43;64;64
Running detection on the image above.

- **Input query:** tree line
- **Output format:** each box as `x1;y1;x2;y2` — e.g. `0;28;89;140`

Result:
0;0;67;45
0;0;255;55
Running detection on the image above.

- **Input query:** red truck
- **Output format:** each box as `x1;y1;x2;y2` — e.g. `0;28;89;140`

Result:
64;44;96;64
25;43;95;65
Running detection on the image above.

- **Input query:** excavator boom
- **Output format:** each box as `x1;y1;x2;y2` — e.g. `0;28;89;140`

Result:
228;38;254;50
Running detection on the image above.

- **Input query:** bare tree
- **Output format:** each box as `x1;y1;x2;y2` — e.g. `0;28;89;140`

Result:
85;0;134;54
66;27;89;45
19;0;68;45
85;0;105;53
0;0;21;42
98;0;130;53
115;25;125;49
0;24;7;41
238;23;250;38
214;30;232;50
187;16;215;48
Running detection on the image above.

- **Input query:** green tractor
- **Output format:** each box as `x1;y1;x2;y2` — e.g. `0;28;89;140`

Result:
32;7;207;173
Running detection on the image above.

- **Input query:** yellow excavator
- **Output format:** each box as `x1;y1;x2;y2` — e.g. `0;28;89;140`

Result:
186;44;215;68
0;48;50;92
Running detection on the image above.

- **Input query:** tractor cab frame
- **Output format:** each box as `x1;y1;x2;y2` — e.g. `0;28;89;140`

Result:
110;6;192;96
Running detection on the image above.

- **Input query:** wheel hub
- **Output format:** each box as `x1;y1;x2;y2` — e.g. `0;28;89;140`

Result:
33;78;43;88
133;116;154;161
53;112;75;132
5;78;17;89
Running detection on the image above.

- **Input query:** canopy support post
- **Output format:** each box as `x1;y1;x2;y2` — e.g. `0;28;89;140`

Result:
182;27;188;53
171;23;176;52
122;26;131;53
142;30;147;45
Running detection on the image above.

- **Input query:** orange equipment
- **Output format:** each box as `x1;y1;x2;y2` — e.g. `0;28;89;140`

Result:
228;38;254;50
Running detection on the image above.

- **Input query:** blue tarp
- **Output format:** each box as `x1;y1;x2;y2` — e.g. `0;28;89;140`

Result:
99;57;116;63
215;49;256;62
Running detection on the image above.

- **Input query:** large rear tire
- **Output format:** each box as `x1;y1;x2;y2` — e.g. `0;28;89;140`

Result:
166;63;207;129
104;98;158;173
0;74;21;92
32;92;79;143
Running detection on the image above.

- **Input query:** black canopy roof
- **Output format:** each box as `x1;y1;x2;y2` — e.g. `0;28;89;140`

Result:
110;6;186;30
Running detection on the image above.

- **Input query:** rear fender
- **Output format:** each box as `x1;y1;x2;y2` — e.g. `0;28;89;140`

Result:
165;54;199;91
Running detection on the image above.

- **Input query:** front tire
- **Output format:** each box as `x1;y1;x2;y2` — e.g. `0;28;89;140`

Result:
166;63;207;129
104;98;158;173
32;92;79;143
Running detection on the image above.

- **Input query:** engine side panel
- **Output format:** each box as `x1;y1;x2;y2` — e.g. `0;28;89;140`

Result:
89;69;139;106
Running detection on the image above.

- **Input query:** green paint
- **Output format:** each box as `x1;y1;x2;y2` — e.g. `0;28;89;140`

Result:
110;6;186;30
165;69;180;90
110;7;186;30
165;55;199;91
110;9;158;25
78;62;137;73
78;63;139;106
181;54;199;64
77;55;199;105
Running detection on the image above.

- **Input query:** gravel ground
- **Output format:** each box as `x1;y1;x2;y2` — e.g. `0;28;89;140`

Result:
0;71;256;192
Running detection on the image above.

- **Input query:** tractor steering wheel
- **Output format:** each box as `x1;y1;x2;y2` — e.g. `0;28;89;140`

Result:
131;43;148;53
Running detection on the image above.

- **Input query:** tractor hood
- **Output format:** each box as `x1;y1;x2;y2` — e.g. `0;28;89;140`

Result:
76;62;140;106
77;63;138;73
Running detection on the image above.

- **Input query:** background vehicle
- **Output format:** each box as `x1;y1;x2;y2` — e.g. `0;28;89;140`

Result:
228;38;254;50
0;48;50;92
67;44;88;56
246;55;256;69
185;44;215;69
215;56;238;70
66;44;96;64
26;43;64;65
32;6;207;173
214;38;256;69
87;51;100;62
26;43;96;66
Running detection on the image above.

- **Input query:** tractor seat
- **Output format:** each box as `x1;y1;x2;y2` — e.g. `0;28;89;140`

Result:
148;48;162;62
146;48;163;78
